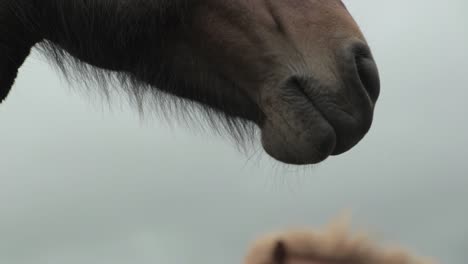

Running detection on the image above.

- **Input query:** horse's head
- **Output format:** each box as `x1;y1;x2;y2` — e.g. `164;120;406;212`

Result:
138;0;380;164
176;0;380;165
0;0;378;165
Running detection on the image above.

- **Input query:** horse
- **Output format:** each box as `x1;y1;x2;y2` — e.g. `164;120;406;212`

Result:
0;0;380;165
244;216;435;264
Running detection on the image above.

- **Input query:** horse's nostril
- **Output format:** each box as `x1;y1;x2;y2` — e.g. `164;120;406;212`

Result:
355;55;380;102
348;42;380;103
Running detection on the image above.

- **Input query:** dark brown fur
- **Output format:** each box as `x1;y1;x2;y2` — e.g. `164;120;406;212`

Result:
1;0;380;165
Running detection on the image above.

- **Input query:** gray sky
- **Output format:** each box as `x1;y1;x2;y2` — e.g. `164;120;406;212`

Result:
1;0;467;263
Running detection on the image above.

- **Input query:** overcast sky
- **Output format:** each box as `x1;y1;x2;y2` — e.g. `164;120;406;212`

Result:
1;1;467;263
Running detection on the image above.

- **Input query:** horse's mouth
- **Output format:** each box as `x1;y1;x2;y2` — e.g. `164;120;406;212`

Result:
259;72;377;164
259;98;335;165
256;41;379;165
297;77;375;157
258;81;335;165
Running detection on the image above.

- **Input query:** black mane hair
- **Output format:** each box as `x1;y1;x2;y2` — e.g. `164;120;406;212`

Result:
2;0;259;147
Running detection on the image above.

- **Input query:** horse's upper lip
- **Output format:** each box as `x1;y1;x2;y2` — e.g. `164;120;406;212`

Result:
285;76;374;156
304;93;373;156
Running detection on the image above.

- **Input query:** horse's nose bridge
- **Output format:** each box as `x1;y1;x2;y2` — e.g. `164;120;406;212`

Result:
274;1;367;86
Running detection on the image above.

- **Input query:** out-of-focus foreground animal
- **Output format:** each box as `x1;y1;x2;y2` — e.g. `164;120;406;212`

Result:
244;217;436;264
1;0;380;165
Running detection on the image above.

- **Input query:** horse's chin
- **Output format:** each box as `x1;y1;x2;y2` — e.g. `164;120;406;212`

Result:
258;97;339;165
260;117;337;165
